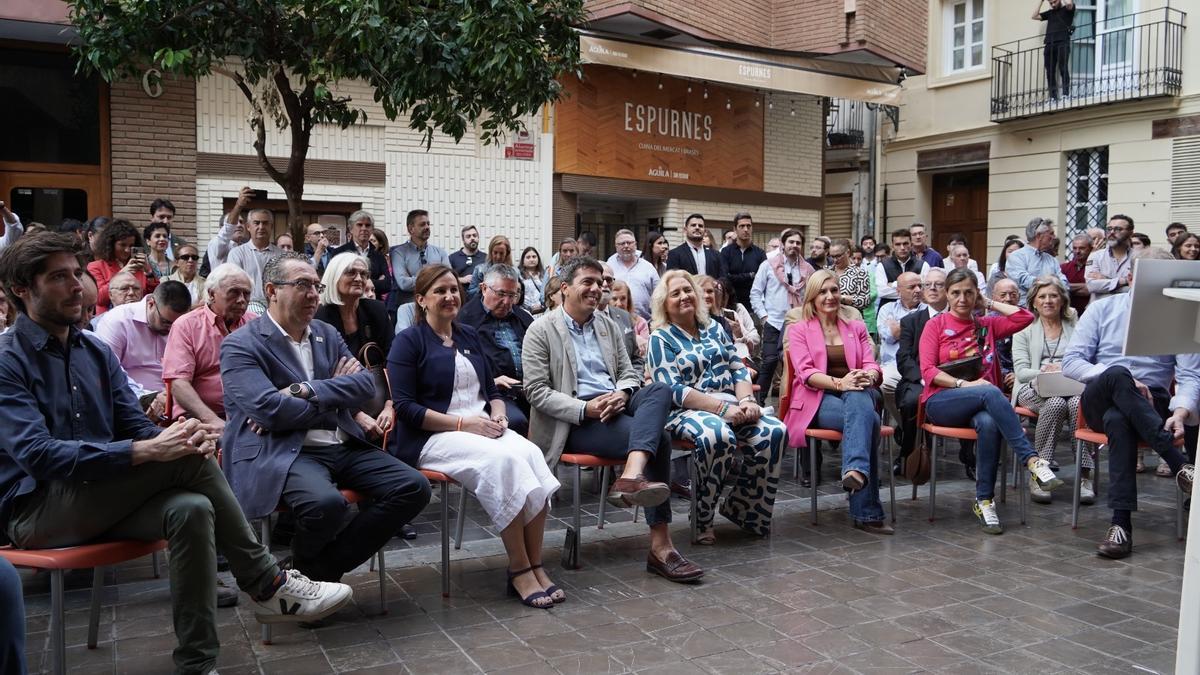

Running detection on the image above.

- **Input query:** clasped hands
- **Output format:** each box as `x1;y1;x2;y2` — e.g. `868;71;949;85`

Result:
584;390;629;423
834;369;876;392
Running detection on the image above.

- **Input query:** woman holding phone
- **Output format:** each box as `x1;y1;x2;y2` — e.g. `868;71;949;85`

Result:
87;219;157;314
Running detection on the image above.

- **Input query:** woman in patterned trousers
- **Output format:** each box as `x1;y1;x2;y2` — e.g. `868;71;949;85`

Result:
647;270;786;544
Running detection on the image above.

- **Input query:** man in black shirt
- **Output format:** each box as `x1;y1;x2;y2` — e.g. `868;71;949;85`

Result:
718;211;766;311
448;225;482;286
1034;0;1076;100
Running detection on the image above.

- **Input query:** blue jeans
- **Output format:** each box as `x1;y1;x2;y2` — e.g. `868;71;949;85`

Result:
813;389;885;522
926;385;1036;501
0;557;24;675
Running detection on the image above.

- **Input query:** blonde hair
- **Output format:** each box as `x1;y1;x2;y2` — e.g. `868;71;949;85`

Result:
1025;274;1075;323
800;269;858;322
610;279;635;314
319;251;369;306
650;269;710;330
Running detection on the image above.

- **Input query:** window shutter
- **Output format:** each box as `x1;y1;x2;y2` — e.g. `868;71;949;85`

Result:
1171;136;1200;226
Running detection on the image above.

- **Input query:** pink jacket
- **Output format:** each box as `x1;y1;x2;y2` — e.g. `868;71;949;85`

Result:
783;316;881;447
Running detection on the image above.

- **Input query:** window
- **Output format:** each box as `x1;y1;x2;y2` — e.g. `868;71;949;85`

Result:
945;0;986;73
0;49;102;165
1065;147;1109;238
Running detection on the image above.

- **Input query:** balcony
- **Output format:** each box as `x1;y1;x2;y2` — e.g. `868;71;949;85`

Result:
990;8;1184;123
826;98;867;149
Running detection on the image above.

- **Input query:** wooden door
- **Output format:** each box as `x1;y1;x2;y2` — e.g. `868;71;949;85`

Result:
0;170;107;225
932;171;989;266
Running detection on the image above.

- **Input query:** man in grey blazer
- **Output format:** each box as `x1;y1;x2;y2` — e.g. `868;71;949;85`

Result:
523;257;703;582
220;251;431;582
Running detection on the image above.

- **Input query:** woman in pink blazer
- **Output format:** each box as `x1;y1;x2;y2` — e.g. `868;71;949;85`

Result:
785;270;892;534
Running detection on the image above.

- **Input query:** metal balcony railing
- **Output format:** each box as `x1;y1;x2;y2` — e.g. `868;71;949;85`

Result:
990;7;1184;122
826;98;867;148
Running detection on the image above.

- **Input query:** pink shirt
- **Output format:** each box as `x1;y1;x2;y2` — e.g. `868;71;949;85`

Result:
93;297;168;394
162;304;256;418
918;308;1033;405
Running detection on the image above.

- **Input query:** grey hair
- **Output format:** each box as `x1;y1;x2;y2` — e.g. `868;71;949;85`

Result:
205;263;250;299
614;228;636;242
559;256;603;285
923;266;947;282
1026;217;1054;241
482;263;520;287
262;250;313;289
1134;246;1175;264
348;210;374;227
248;208;273;222
1071;233;1092;246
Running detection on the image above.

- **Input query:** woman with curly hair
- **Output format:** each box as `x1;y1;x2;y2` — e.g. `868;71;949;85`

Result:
87;219;157;314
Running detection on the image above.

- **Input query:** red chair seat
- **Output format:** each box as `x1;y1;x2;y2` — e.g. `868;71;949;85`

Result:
0;540;166;570
1014;406;1038;418
805;426;895;442
920;423;978;441
420;469;455;484
560;453;625;467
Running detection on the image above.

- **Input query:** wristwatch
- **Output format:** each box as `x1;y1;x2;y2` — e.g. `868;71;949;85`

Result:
954;379;964;389
289;383;311;399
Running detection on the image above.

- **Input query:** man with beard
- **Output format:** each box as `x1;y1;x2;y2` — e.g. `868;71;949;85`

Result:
162;264;256;431
666;213;723;279
1085;214;1135;304
750;228;816;404
390;209;450;307
607;228;659;319
449;225;483;286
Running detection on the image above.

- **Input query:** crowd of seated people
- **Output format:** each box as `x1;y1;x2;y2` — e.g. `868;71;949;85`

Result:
3;197;1200;672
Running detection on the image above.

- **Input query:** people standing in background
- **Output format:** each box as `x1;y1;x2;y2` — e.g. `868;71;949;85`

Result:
545;238;577;281
1085;214;1135;303
642;232;669;276
875;229;927;308
88;219;157;315
750;228;815;404
1173;233;1200;261
806;235;831;270
667;214;724;279
986;239;1025;291
390;209;450;307
1130;233;1151;252
468;235;514;298
719;212;767;313
519;247;546;314
168;243;206;306
1088;226;1106;251
608;228;659;320
909;223;943;269
449;225;483;286
1166;222;1188;247
144;222;173;279
1061;234;1092;316
1033;0;1077;101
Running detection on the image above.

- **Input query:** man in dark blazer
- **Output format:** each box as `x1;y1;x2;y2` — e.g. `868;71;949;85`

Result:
220;251;430;582
895;268;973;476
457;263;534;434
323;209;393;299
666;213;724;280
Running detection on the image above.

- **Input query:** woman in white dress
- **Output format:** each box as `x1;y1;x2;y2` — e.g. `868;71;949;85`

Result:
388;264;562;608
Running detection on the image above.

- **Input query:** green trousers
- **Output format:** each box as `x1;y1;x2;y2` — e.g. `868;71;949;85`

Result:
7;455;279;675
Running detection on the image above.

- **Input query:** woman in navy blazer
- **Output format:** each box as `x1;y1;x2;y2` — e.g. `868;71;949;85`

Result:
387;265;561;609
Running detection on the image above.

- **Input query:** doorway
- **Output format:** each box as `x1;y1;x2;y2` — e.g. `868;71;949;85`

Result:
931;170;989;267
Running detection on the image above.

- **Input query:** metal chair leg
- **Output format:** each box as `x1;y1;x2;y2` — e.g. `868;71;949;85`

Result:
455;486;467;550
793;444;801;481
377;550;388;611
597;466;609;529
929;436;939;523
87;567;104;649
1019;453;1027;525
689;453;699;544
810;441;819;526
573;464;582;555
999;441;1008;505
886;433;896;523
1177;483;1185;541
439;481;450;598
49;569;65;675
151;551;161;579
1071;440;1083;529
260;516;272;645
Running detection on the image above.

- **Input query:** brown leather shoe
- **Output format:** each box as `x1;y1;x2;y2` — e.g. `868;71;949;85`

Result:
853;520;895;535
607;475;669;508
1096;524;1132;559
646;550;704;583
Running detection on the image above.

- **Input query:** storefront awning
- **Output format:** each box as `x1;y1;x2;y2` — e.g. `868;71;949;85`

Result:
579;32;902;105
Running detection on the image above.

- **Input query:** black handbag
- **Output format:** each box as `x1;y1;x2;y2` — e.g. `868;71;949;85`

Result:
357;341;390;418
937;318;987;382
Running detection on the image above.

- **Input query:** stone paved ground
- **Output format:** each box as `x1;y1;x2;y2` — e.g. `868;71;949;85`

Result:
17;444;1189;674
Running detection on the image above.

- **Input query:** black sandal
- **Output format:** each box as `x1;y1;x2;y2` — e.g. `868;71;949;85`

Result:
506;567;552;609
531;564;566;603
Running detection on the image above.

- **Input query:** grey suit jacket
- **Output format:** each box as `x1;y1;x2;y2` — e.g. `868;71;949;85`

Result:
522;307;642;468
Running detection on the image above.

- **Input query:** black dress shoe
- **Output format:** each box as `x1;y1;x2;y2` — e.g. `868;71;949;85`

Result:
670;480;693;500
399;523;418;540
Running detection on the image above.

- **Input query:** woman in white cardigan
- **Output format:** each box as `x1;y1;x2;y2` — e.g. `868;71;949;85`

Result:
1012;275;1089;505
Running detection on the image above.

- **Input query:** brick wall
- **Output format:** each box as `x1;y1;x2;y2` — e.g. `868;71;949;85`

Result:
764;95;823;196
586;0;771;45
109;74;197;241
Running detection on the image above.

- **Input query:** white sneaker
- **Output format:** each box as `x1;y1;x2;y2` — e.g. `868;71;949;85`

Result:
1080;478;1095;505
1028;458;1063;491
1030;481;1051;504
251;570;353;625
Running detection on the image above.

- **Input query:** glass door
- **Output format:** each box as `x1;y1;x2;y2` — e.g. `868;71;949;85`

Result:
1098;0;1136;93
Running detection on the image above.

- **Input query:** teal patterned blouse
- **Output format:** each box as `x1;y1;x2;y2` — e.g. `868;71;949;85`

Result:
648;320;751;408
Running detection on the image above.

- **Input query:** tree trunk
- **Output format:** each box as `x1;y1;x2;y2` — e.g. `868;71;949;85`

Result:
284;178;305;247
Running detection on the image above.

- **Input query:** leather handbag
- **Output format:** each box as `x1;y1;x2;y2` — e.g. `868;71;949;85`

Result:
937;318;987;382
357;342;391;419
903;442;932;486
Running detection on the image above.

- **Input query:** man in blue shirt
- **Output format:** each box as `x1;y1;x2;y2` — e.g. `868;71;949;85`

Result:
0;234;353;674
1006;217;1069;301
1063;247;1198;559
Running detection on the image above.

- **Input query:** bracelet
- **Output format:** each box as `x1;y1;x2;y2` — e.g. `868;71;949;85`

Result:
718;402;730;417
738;395;755;404
834;377;842;391
456;416;463;432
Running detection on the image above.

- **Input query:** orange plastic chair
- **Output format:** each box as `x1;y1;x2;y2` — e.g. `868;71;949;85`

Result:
1;540;166;675
803;426;896;525
917;401;1021;524
558;453;627;570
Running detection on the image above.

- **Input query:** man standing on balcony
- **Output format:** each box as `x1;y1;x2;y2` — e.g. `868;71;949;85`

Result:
1034;0;1076;101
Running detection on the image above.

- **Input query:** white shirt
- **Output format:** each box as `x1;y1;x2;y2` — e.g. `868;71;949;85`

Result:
606;253;659;319
0;214;23;252
227;242;281;305
265;311;345;448
750;256;804;330
689;244;707;276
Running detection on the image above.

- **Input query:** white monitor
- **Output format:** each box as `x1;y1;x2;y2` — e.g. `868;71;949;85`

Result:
1123;259;1200;357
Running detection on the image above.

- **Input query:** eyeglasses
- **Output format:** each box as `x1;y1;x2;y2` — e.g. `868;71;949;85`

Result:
177;255;200;262
487;287;520;300
111;285;141;293
342;269;370;279
274;280;326;293
602;276;615;285
926;282;946;290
